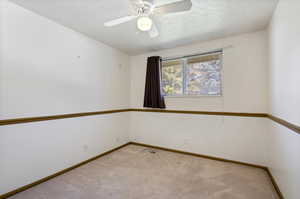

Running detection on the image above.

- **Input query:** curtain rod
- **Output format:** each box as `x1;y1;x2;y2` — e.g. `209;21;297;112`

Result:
161;45;233;62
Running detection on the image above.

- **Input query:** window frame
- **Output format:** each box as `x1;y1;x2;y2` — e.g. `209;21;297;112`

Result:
161;51;223;98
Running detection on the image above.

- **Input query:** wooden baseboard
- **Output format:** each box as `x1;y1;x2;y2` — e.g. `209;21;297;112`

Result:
0;109;130;126
1;108;299;137
268;114;300;135
0;142;284;199
130;142;266;169
0;143;130;199
129;108;268;118
0;108;267;126
265;168;285;199
130;142;284;199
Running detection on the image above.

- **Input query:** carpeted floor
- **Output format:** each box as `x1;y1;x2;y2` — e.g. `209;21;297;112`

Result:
9;144;279;199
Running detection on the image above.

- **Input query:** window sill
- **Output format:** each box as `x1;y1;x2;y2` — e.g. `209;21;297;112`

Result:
163;95;222;98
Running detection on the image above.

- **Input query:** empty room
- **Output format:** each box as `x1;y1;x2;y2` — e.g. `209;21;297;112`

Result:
0;0;299;198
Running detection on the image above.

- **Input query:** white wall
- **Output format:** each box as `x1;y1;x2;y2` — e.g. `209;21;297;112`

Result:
129;31;269;166
130;31;269;113
2;0;299;198
0;0;130;119
131;112;269;166
0;0;130;195
0;113;130;194
268;0;300;125
267;121;300;199
267;0;300;198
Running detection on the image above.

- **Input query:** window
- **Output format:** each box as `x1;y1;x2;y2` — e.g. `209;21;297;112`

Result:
161;51;222;96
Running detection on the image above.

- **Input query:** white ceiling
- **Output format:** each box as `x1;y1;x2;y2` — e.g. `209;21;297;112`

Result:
10;0;278;55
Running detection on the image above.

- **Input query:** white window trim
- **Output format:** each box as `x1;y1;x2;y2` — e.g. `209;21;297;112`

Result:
161;52;223;98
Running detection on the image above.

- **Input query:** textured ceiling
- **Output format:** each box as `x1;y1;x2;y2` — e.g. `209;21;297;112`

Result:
10;0;278;55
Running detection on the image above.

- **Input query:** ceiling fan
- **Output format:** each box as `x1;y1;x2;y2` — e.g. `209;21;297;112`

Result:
104;0;192;38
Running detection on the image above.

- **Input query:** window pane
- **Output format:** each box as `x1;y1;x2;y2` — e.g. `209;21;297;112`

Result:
162;61;183;95
186;59;221;96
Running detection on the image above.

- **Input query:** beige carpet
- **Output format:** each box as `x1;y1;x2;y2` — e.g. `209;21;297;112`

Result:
9;144;279;199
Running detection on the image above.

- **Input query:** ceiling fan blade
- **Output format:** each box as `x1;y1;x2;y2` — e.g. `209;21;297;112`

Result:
130;0;144;4
154;0;192;15
104;15;137;27
149;22;159;38
143;0;154;4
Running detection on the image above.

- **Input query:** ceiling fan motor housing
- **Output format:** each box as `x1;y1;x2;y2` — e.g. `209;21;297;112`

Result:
104;0;193;38
135;1;154;16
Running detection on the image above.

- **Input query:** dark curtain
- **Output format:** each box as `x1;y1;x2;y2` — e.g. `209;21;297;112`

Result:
143;56;166;109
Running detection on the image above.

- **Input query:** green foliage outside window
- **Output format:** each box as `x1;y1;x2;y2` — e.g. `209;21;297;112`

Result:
161;56;221;96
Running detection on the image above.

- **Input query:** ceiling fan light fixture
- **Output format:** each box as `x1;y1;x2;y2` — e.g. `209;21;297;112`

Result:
137;16;153;31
